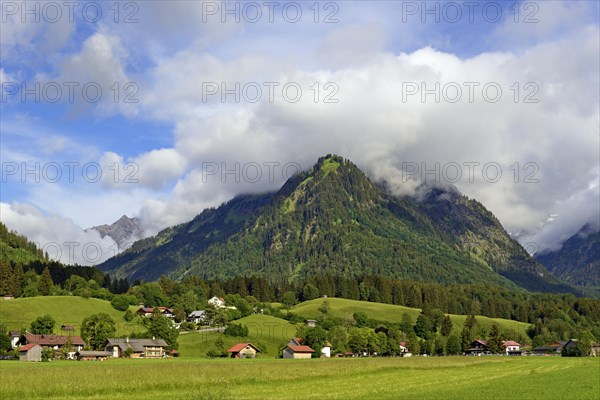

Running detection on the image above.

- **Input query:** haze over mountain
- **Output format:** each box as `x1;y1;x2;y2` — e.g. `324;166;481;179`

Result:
98;155;576;295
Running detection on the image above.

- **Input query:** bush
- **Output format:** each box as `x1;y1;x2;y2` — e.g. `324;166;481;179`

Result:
224;323;249;337
206;349;227;358
180;322;195;331
111;295;131;311
124;309;134;322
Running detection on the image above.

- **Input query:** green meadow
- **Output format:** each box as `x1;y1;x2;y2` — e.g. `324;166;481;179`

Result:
0;296;143;336
179;314;299;358
291;298;531;334
0;356;597;400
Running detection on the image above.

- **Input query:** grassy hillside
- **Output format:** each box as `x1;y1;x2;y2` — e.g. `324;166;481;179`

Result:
291;298;531;335
179;314;298;358
0;296;143;336
1;357;597;400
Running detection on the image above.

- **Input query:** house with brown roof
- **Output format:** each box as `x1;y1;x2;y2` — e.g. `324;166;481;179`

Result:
17;333;86;359
19;343;42;362
104;337;168;358
533;340;568;355
227;343;260;358
137;306;175;319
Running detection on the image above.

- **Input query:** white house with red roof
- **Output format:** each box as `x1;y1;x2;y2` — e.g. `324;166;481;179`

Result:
208;296;226;308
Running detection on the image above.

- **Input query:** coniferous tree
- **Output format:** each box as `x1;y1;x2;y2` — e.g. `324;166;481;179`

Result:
487;324;504;354
441;315;453;337
39;267;54;295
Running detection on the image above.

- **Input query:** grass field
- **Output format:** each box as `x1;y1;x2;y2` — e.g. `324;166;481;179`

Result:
179;314;299;358
0;356;597;400
291;298;531;335
0;296;144;336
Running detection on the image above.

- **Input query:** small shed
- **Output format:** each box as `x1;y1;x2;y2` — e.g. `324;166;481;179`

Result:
282;345;315;359
77;350;111;361
227;343;260;359
304;319;317;328
19;344;42;362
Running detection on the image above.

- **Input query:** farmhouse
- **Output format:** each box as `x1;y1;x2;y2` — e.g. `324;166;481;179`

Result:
19;343;42;362
17;333;86;359
77;350;111;361
227;343;260;358
104;337;168;358
533;340;568;355
137;306;175;319
188;310;206;324
283;338;315;359
208;296;226;308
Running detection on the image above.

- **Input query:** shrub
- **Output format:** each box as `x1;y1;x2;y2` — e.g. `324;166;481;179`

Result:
224;323;249;337
111;295;131;311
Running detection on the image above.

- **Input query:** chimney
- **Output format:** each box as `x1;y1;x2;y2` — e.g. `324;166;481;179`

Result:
152;336;155;341
126;337;129;343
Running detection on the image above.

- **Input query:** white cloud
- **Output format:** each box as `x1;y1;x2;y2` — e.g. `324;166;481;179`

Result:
1;202;119;265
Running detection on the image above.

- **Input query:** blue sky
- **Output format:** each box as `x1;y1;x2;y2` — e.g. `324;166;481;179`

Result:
1;0;599;264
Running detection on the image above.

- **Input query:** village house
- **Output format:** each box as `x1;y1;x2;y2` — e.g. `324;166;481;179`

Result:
137;306;175;319
465;339;522;356
208;296;226;308
17;333;86;359
9;331;21;348
3;295;14;301
533;340;568;355
399;341;412;356
304;319;317;328
19;343;42;362
76;350;112;361
282;338;315;359
321;341;332;358
591;343;600;357
104;337;168;358
187;310;206;324
227;343;260;359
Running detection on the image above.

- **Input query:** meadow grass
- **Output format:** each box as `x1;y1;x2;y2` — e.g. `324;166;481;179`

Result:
291;298;531;335
0;356;597;400
0;296;143;336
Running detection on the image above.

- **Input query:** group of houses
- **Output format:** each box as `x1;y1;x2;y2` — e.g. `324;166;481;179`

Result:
7;331;170;362
225;337;331;359
533;339;600;356
465;339;523;356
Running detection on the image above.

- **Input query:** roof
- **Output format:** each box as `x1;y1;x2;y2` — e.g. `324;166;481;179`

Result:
189;310;206;318
286;345;315;353
77;351;112;357
9;330;21;337
227;343;260;353
503;341;521;347
22;334;86;346
105;338;168;353
19;343;40;351
290;337;304;345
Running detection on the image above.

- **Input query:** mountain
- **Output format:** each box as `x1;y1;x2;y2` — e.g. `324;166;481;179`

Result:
88;215;143;251
98;155;575;294
0;222;48;265
536;224;600;288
